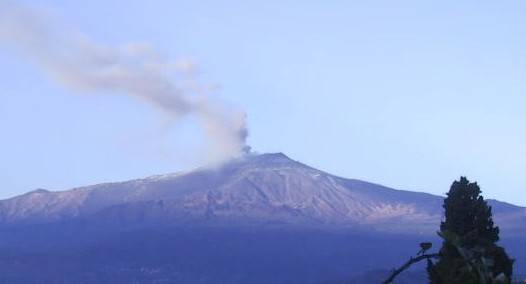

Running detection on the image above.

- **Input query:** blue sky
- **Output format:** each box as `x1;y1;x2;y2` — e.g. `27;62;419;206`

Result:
1;1;525;204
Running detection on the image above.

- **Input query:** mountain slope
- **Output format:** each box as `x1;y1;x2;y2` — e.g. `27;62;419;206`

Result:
1;153;526;283
1;153;524;235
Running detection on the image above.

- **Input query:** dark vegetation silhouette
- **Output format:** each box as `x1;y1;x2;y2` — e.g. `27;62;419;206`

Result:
384;177;514;284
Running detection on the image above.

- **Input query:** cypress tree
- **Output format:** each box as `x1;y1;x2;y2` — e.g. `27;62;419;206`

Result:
429;177;513;283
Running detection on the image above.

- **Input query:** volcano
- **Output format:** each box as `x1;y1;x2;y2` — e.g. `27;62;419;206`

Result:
0;153;525;283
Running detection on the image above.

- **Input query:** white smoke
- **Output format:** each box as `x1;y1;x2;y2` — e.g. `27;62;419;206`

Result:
0;1;249;164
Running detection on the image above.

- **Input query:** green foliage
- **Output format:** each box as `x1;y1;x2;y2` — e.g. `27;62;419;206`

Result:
428;177;514;284
440;177;499;245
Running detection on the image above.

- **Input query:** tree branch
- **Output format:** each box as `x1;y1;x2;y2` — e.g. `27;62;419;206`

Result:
382;253;440;284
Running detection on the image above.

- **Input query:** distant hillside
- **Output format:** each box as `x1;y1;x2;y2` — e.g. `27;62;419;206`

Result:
0;153;524;283
2;153;525;234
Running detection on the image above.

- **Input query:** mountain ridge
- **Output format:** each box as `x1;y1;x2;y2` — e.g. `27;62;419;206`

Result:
1;152;524;235
1;152;526;283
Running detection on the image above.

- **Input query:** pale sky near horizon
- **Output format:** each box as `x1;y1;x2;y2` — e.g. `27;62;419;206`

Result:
1;1;525;205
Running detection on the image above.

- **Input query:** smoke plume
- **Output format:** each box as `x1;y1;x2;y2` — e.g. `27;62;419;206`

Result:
0;1;249;164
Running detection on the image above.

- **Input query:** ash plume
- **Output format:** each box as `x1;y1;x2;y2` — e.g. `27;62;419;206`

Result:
0;1;249;164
